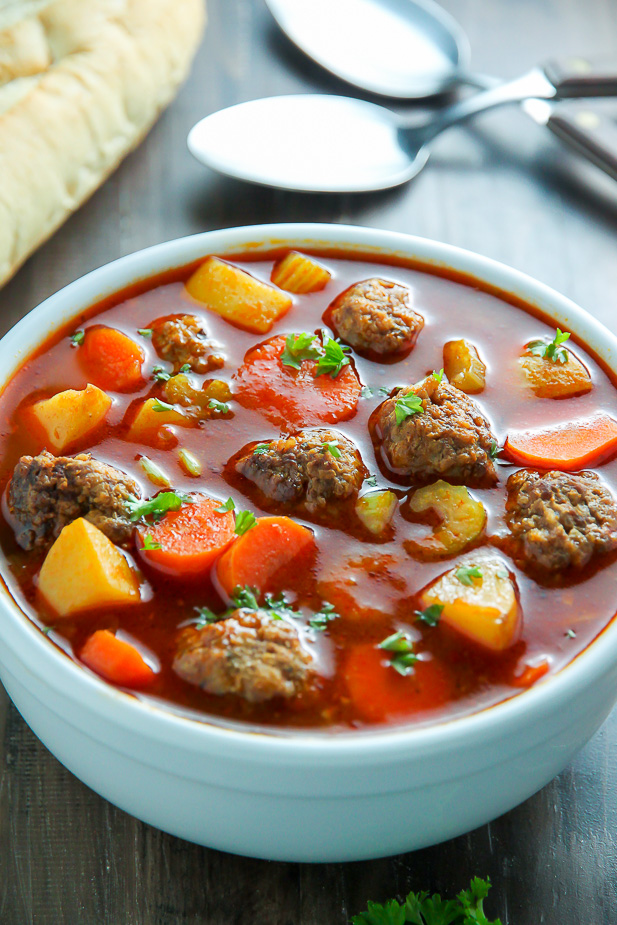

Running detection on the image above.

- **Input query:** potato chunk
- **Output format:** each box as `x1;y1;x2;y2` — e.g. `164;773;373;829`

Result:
420;556;520;651
162;374;231;414
185;256;292;334
126;398;191;442
443;339;486;394
270;251;331;294
38;518;140;617
406;480;485;558
355;490;397;535
27;384;111;453
519;351;592;399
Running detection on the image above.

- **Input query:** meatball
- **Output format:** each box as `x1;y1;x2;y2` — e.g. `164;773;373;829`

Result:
375;376;497;485
7;451;139;550
506;469;617;572
329;277;423;356
173;608;313;702
235;428;365;512
151;313;223;373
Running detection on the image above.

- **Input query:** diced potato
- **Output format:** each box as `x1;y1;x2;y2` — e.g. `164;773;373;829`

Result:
271;251;331;294
27;383;111;452
355;490;397;535
163;374;232;414
420;556;520;651
38;518;140;617
519;351;592;399
185;256;292;333
126;398;191;442
406;480;485;558
443;339;486;394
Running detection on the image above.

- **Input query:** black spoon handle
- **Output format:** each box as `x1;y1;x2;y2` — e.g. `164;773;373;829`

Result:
544;57;617;98
547;105;617;181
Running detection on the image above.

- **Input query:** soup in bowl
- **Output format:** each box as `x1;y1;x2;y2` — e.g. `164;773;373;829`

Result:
0;224;616;861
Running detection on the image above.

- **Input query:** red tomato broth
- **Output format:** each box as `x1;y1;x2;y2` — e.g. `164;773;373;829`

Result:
0;250;616;731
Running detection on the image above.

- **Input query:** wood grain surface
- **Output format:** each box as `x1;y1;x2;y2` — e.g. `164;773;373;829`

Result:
1;0;617;921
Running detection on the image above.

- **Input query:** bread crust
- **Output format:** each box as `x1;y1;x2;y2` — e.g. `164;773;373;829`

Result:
0;0;205;288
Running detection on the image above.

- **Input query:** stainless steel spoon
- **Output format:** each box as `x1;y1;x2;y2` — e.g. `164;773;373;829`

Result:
264;0;481;99
188;64;617;193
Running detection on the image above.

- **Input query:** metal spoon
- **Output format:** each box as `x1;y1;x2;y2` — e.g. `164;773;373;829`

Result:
188;65;617;193
264;0;481;99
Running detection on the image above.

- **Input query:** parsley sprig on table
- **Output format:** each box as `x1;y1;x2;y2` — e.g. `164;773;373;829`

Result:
527;328;570;364
351;876;502;925
127;490;193;523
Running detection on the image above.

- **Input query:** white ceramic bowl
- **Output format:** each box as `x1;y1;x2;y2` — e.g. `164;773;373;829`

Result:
1;224;617;863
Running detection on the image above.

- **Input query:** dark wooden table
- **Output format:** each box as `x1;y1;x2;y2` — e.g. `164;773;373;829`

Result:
2;0;617;921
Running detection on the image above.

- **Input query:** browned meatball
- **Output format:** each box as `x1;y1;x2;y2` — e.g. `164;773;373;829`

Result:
7;451;139;550
235;428;365;512
506;469;617;572
329;278;423;356
375;376;497;485
151;313;223;373
173;609;313;702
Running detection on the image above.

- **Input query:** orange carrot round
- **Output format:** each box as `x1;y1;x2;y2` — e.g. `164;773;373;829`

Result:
511;658;550;688
504;413;617;470
343;643;454;724
137;495;236;577
80;325;145;392
234;334;361;428
80;630;155;688
216;515;315;596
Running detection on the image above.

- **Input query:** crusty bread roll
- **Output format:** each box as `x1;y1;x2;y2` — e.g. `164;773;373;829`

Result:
0;0;205;288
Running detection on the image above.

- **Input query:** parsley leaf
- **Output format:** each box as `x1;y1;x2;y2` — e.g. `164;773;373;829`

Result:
152;398;175;413
366;475;378;488
70;330;85;347
193;606;222;627
378;386;392;396
231;585;260;610
179;363;191;373
308;602;339;631
126;490;192;523
378;631;418;676
414;604;443;627
152;365;171;382
432;368;445;382
253;443;271;455
142;533;162;551
137;328;153;337
489;441;501;460
527;328;571;364
395;391;423;425
234;510;257;536
361;386;374;399
208;398;230;414
455;565;483;586
315;333;351;379
351;877;501;925
566;628;576;639
280;332;322;370
322;441;341;458
215;497;236;513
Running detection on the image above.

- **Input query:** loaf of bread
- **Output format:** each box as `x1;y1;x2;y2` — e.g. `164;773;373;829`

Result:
0;0;205;288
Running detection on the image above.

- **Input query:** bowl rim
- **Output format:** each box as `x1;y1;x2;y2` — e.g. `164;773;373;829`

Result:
2;221;617;763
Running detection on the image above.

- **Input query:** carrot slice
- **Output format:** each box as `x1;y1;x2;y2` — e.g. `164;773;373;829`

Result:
80;630;155;688
234;334;361;428
511;658;550;688
137;495;235;577
80;326;145;392
504;413;617;469
343;643;454;724
216;515;316;596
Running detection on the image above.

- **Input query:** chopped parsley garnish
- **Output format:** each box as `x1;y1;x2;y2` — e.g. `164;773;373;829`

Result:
234;510;257;536
152;365;171;382
142;533;162;551
152;398;175;413
308;602;338;631
315;333;351;379
193;606;221;627
378;386;392;396
179;363;191;373
280;332;322;369
215;497;236;513
432;367;445;382
361;386;374;399
322;441;341;458
231;585;260;610
126;490;192;523
351;876;501;925
70;330;85;347
253;443;270;454
527;328;571;364
137;328;153;337
378;631;418;676
208;398;230;414
455;565;483;586
414;604;443;627
394;391;423;425
41;626;52;636
566;628;577;639
366;475;378;488
489;441;501;460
